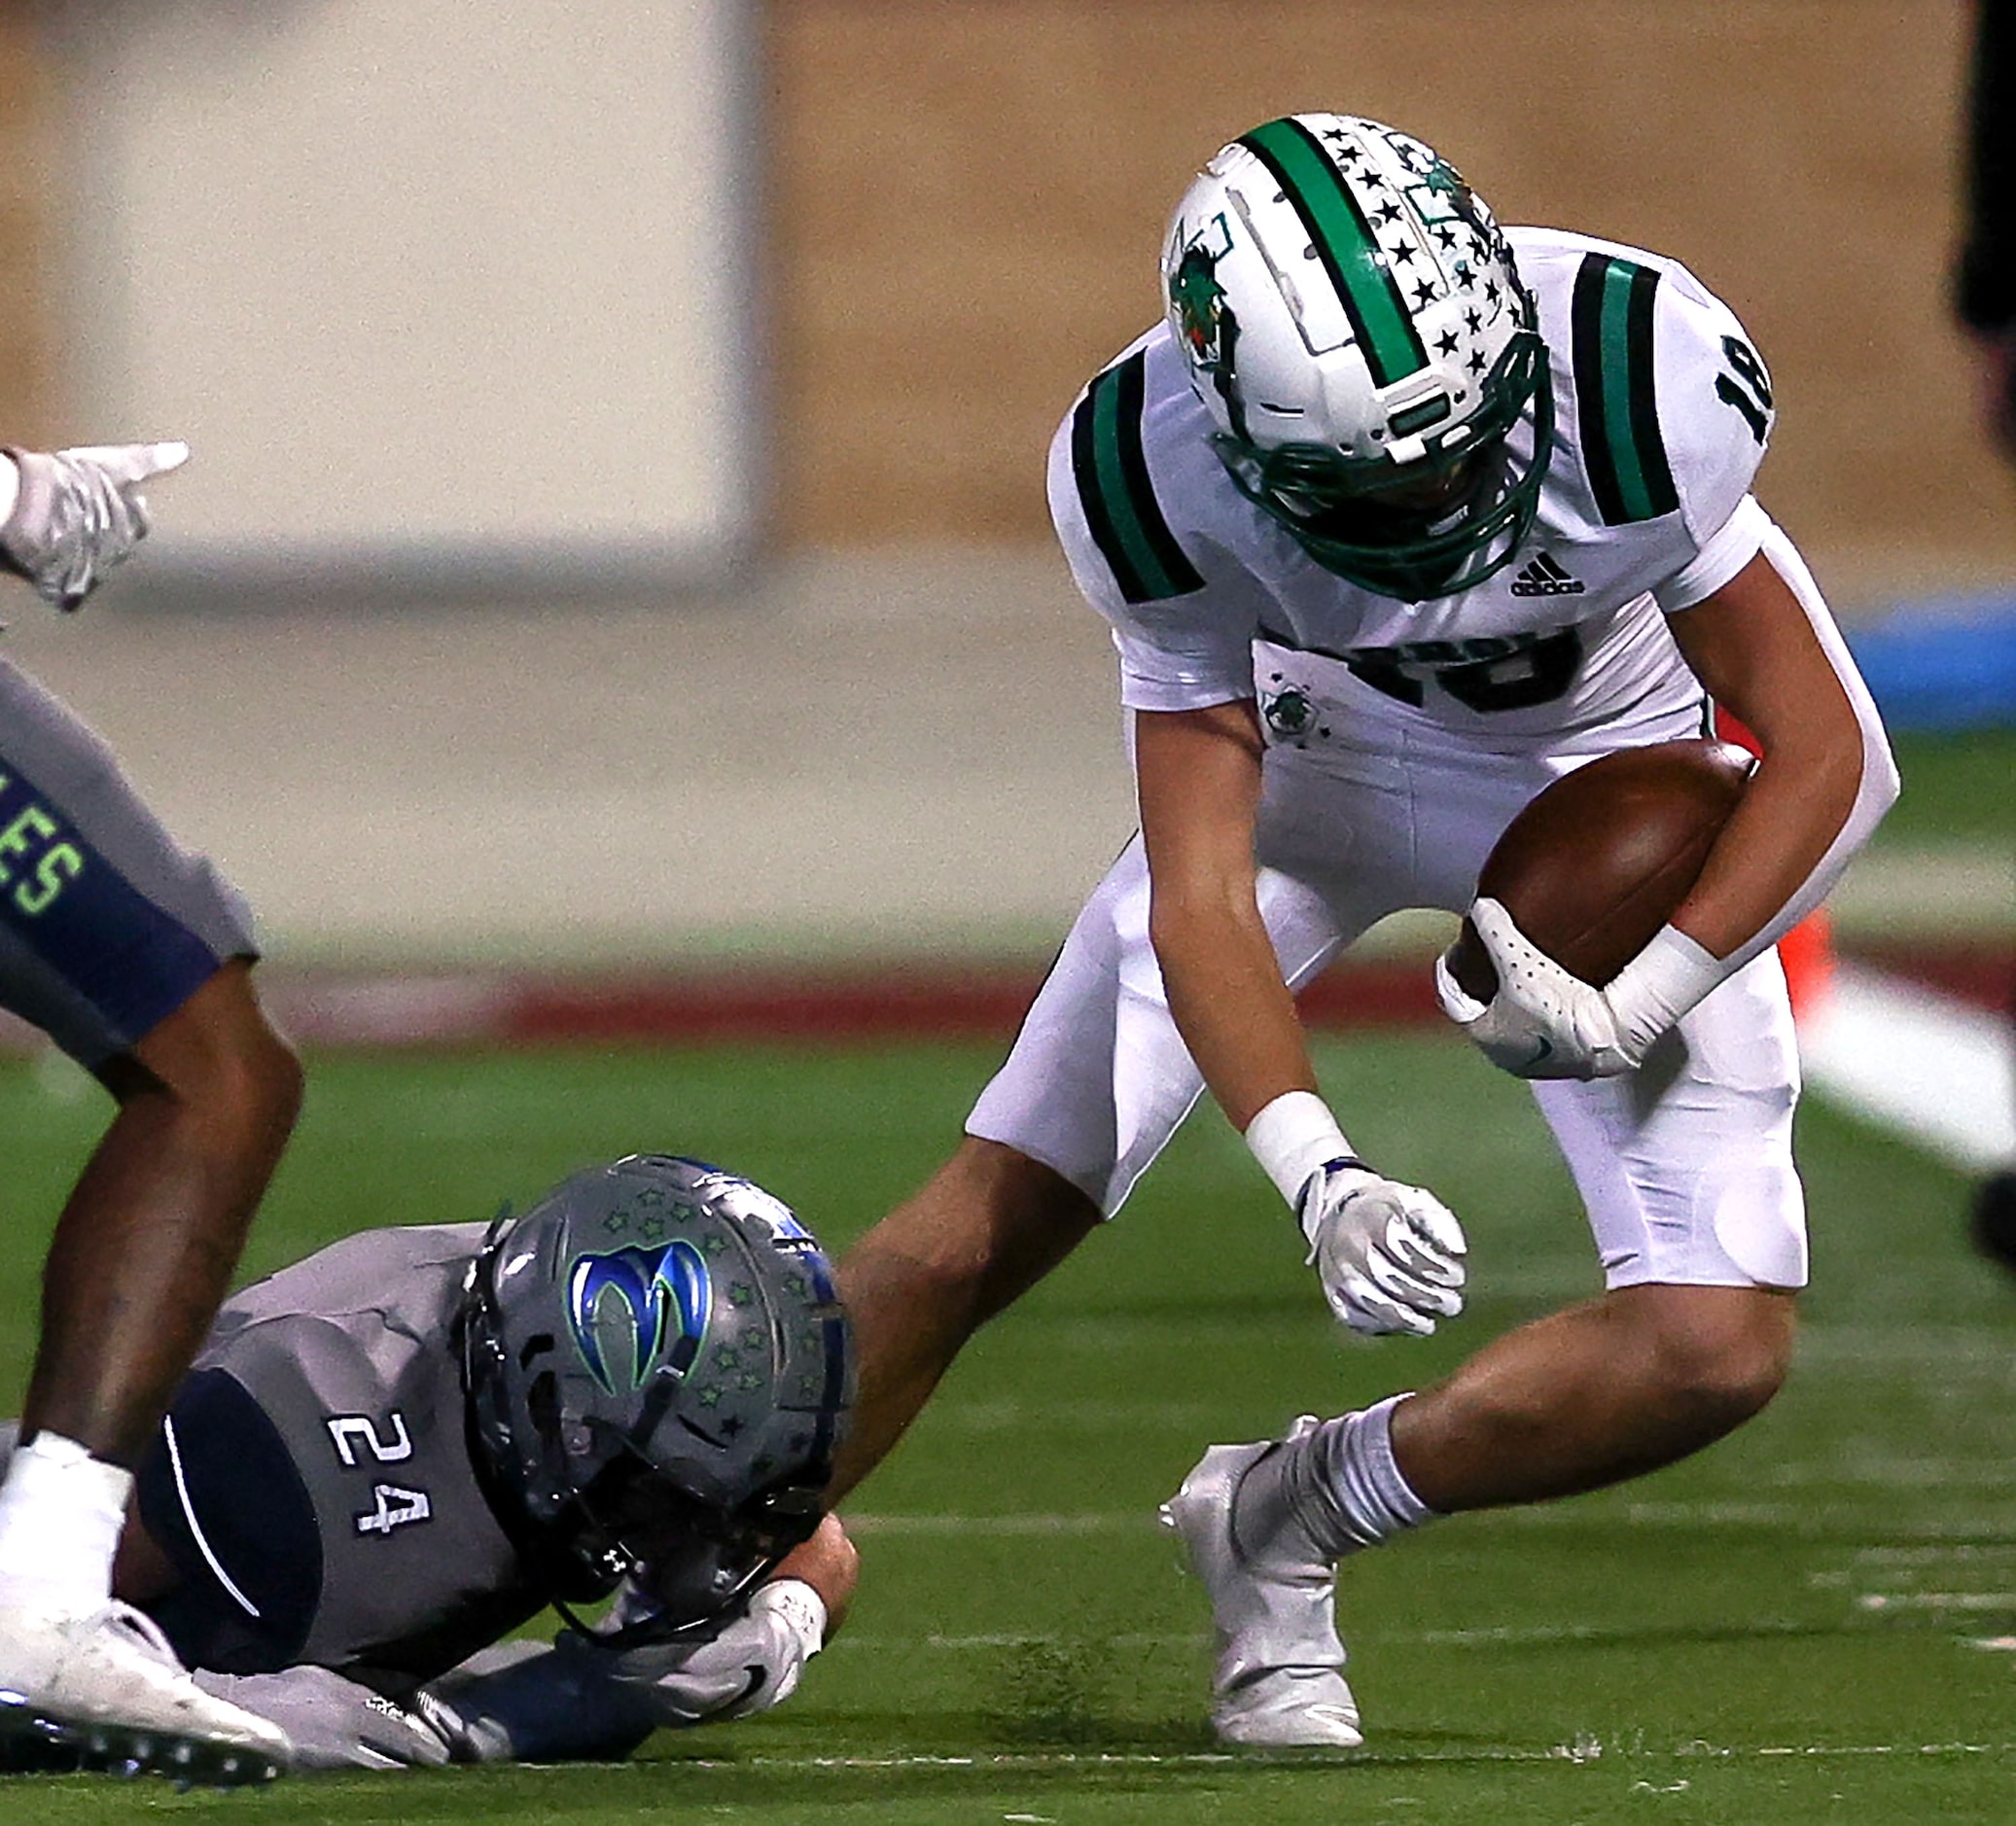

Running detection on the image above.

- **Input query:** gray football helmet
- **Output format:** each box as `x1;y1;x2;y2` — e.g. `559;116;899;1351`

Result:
462;1154;852;1633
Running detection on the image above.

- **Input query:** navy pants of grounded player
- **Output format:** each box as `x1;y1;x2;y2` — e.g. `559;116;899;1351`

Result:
0;657;257;1070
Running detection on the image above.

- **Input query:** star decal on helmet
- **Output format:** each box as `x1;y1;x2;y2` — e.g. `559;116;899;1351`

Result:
1423;158;1482;220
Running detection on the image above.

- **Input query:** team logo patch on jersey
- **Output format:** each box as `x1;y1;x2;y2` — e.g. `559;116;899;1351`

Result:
1259;681;1329;746
1508;553;1585;597
1261;685;1315;737
566;1240;711;1394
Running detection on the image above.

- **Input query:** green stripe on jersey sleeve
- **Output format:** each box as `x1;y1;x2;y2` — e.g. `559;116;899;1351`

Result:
1070;352;1204;604
1571;252;1680;525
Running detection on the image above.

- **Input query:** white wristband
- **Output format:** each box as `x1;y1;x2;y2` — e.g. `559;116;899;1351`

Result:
752;1578;828;1657
1243;1090;1357;1208
1605;924;1727;1050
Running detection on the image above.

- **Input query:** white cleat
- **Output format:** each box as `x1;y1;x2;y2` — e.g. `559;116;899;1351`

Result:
0;1600;290;1785
1160;1421;1362;1750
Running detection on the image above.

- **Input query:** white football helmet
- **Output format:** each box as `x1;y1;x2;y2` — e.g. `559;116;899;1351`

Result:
1162;113;1551;599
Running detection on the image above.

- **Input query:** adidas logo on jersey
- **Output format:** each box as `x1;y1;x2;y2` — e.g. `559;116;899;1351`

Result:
1509;553;1586;597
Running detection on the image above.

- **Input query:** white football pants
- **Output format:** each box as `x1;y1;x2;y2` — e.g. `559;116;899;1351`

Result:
967;688;1807;1291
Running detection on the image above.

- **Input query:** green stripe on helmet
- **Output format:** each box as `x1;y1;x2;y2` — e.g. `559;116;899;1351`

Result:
1238;118;1428;389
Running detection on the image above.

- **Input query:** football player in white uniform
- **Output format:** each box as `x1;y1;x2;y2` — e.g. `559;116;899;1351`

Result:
830;114;1898;1747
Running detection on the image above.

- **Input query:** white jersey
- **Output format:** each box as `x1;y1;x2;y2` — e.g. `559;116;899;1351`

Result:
1048;227;1778;746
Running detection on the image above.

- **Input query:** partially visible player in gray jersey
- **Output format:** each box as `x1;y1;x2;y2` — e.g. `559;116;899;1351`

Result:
0;442;302;1782
830;114;1897;1748
1;1154;858;1771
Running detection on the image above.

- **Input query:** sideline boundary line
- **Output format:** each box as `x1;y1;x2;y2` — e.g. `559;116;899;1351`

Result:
1801;964;2015;1171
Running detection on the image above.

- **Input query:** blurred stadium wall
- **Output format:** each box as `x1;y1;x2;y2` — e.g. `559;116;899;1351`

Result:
0;3;2007;975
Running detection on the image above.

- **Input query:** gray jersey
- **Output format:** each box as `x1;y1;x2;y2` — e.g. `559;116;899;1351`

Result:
135;1223;549;1689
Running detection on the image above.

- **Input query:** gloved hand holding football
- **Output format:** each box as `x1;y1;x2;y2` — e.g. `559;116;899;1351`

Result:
1438;740;1750;1079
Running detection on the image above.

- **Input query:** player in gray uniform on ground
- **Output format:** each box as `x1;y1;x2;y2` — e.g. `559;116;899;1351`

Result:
829;114;1897;1747
1;1153;857;1772
0;443;301;1782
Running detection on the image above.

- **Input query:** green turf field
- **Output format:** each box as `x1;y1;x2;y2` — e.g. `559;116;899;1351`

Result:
0;1032;2009;1822
1875;729;2016;847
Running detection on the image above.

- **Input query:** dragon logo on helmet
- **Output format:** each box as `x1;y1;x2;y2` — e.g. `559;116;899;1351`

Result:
565;1240;711;1395
1170;240;1233;373
1169;220;1250;437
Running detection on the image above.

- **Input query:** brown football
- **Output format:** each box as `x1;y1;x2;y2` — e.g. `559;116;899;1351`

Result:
1446;738;1752;999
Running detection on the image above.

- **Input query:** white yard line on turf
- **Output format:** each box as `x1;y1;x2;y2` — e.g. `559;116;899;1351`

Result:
885;1620;1828;1654
660;1741;2015;1772
1799;964;2014;1172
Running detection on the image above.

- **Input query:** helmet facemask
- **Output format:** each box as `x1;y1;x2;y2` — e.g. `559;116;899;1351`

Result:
562;1452;825;1644
1212;331;1553;599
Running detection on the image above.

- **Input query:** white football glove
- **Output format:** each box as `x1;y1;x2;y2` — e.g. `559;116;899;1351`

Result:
193;1666;451;1772
1298;1160;1468;1337
603;1579;827;1728
0;441;189;611
1434;898;1723;1080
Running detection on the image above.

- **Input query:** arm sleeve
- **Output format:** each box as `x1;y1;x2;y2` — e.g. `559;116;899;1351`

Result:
1691;518;1900;975
417;1580;829;1762
419;1636;659;1764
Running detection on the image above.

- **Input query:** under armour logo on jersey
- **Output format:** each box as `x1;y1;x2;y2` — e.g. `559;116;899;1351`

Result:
1508;553;1585;597
355;1484;431;1536
567;1240;711;1394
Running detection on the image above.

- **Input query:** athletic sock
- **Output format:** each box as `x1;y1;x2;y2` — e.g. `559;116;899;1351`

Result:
0;1432;132;1612
1233;1394;1437;1566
